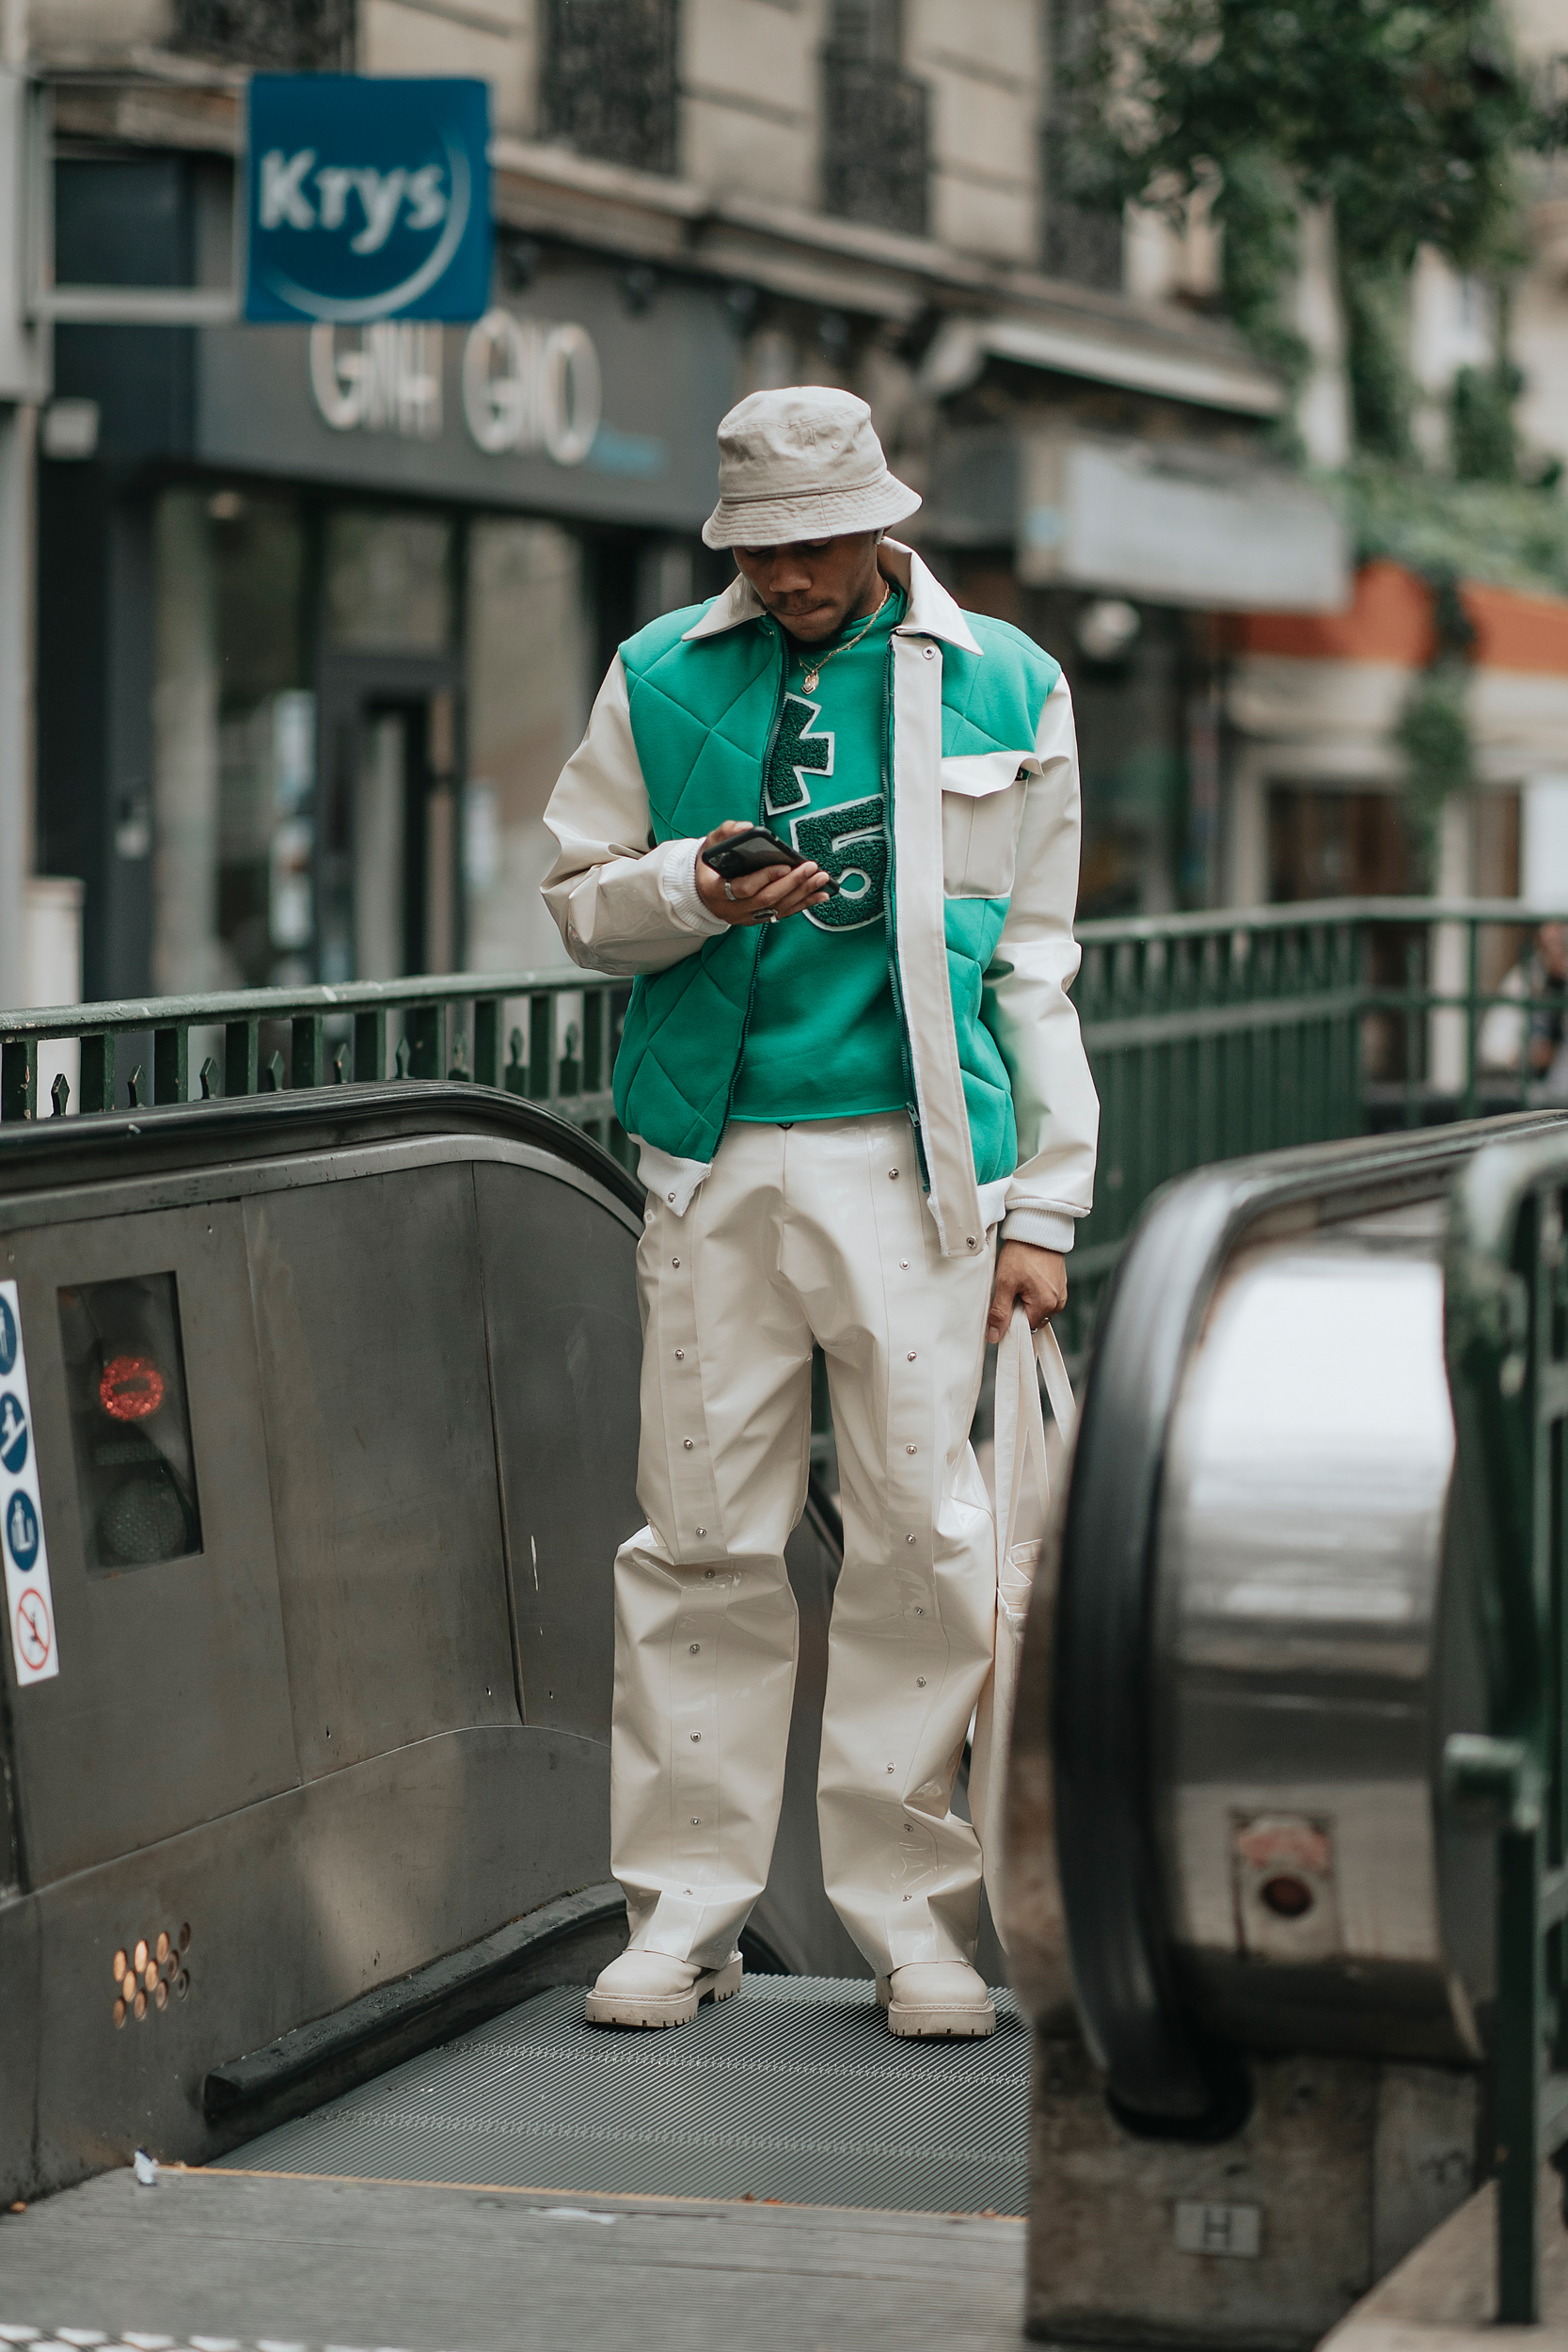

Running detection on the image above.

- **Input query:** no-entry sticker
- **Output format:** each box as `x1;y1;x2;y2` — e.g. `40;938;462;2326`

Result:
0;1282;59;1685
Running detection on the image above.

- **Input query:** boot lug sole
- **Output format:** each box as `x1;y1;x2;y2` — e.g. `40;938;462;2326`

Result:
585;1954;742;2029
885;2006;997;2038
876;1974;997;2037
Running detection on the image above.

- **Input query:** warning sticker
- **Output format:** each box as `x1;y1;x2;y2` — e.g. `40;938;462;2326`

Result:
0;1280;59;1687
15;1586;50;1672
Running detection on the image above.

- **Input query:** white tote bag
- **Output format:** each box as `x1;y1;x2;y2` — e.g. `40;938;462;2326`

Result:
968;1303;1076;1954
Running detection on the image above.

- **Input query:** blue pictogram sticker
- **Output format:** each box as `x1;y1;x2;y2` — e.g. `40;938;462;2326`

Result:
0;1296;15;1377
5;1489;38;1577
0;1391;25;1477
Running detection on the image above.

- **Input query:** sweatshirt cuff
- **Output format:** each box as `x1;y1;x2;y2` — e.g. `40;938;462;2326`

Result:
659;839;729;938
1001;1207;1077;1253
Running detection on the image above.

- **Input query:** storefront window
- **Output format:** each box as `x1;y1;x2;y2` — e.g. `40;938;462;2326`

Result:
325;511;453;652
153;496;594;998
465;520;591;974
1064;607;1189;919
954;569;1194;916
1267;787;1412;901
152;488;311;993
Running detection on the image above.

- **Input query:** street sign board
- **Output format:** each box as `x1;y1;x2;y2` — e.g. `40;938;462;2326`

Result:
245;76;491;326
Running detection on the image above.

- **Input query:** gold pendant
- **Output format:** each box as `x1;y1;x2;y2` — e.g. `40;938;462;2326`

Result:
802;667;819;691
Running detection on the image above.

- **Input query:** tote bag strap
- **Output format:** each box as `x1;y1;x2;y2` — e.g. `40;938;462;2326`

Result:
1036;1320;1076;1451
974;1305;1076;1954
993;1306;1048;1563
992;1307;1075;1565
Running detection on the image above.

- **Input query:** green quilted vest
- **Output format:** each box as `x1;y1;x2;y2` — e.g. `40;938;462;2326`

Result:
614;599;1061;1182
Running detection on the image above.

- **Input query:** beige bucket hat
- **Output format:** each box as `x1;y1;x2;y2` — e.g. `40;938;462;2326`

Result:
702;386;922;548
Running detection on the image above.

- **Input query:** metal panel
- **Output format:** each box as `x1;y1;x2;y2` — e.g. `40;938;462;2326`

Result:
245;1161;516;1777
473;1157;641;1740
1154;1206;1490;2060
7;1723;609;2199
3;1200;296;1884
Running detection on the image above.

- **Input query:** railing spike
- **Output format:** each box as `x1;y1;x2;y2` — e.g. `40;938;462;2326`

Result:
50;1073;70;1117
394;1035;412;1079
331;1041;349;1084
198;1055;219;1100
127;1064;144;1109
261;1051;283;1092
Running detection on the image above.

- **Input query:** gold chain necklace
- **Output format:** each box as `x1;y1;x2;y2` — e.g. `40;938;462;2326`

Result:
796;581;891;693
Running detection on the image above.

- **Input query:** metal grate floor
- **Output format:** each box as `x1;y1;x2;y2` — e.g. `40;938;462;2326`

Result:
217;1976;1030;2216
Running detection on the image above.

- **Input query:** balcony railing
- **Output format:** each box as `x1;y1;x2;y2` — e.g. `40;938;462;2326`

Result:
174;0;355;69
541;0;680;178
821;50;930;239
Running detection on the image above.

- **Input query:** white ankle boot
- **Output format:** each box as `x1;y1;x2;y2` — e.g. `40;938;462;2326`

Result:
876;1961;996;2038
585;1947;743;2028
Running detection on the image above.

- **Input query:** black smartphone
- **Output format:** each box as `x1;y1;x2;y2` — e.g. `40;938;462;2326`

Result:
702;827;840;893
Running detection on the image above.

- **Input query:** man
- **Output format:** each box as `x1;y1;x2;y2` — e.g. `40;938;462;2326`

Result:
542;387;1098;2039
1478;921;1568;1093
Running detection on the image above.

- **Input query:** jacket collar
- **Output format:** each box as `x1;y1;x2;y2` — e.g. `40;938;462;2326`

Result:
680;538;983;657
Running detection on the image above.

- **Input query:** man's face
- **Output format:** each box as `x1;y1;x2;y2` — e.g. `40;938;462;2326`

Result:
732;531;882;644
1542;924;1568;980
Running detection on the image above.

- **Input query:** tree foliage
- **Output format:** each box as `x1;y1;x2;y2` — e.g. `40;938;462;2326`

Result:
1079;0;1531;277
1066;0;1551;843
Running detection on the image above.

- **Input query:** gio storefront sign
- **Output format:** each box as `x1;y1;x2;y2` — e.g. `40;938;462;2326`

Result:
245;75;491;325
199;258;739;528
309;310;603;467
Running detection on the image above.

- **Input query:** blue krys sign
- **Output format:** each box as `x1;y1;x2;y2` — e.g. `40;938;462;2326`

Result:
245;76;491;325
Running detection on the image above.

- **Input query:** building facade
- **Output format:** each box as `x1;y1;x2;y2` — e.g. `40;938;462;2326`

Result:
9;0;1359;1013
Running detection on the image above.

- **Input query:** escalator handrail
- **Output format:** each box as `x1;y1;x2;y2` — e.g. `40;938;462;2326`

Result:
0;1080;646;1216
1051;1109;1568;2132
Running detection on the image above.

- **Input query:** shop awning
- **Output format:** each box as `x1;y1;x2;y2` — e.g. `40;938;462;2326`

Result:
919;313;1286;419
925;426;1349;614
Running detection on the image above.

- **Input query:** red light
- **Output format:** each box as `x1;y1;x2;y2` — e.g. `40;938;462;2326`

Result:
99;1355;166;1422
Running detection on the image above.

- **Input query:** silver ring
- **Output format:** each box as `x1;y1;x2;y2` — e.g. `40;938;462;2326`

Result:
722;879;736;904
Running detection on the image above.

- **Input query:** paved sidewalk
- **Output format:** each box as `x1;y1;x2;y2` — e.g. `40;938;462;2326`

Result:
0;2165;1031;2352
1321;2171;1568;2351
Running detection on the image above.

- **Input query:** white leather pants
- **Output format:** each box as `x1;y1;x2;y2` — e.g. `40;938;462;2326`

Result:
612;1112;998;1977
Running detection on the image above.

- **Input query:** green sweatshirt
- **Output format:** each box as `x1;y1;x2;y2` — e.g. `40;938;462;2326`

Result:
730;585;907;1122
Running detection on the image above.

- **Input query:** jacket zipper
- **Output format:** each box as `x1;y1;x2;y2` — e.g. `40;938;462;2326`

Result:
714;623;788;1135
883;629;931;1190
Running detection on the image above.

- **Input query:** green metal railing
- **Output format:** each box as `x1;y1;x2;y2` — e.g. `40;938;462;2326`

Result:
4;899;1566;1274
1063;896;1562;1342
1446;1125;1568;2323
0;967;632;1158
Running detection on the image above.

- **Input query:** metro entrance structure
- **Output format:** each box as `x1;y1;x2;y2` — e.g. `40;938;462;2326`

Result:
0;1008;1565;2346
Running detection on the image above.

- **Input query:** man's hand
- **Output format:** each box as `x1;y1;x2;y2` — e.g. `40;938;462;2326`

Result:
694;820;830;927
987;1239;1067;1344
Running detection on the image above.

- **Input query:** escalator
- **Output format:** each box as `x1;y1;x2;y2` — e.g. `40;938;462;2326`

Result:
0;1083;1024;2224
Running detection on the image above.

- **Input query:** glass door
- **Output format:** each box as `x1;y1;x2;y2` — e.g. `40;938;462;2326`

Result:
318;684;459;983
316;505;463;983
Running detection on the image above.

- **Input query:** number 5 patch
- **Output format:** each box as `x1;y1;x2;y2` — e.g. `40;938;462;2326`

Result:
792;796;887;932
